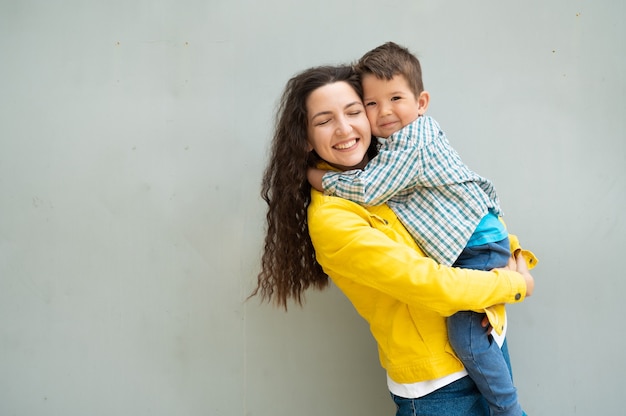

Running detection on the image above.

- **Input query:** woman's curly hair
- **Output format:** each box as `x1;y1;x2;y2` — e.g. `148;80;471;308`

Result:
251;65;371;309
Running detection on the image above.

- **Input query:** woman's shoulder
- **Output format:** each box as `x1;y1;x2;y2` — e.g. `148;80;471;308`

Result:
309;189;364;215
308;190;374;227
308;190;401;237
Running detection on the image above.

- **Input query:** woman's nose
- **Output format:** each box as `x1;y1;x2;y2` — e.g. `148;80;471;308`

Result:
335;117;352;136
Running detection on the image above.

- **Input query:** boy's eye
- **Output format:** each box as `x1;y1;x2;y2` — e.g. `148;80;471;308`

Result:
391;96;401;101
365;101;376;107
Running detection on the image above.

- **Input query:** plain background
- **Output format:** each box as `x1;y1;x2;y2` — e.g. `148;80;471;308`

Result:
1;1;624;415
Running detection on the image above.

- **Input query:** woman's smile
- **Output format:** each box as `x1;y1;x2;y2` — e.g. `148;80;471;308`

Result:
334;138;359;150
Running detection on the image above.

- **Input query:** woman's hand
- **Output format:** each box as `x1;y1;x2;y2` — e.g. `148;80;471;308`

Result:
482;252;535;332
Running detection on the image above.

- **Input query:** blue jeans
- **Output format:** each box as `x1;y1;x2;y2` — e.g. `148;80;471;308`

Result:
447;238;523;416
391;341;517;416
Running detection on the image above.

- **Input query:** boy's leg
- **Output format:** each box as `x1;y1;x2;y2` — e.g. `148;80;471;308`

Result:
500;341;528;416
500;338;513;379
447;311;523;416
451;237;527;415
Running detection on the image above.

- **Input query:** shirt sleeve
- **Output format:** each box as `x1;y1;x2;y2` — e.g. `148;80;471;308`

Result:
321;117;434;206
308;194;527;316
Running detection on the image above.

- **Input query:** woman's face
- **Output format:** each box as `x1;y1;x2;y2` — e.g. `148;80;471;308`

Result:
306;81;372;171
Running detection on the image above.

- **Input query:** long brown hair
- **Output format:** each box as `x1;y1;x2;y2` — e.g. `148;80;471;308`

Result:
251;65;371;309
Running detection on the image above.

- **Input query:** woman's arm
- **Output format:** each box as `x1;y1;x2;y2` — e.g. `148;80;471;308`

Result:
308;193;529;316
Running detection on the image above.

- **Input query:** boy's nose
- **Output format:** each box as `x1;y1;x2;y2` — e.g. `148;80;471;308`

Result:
379;102;392;116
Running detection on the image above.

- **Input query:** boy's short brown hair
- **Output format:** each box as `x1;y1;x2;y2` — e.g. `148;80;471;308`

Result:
355;42;424;97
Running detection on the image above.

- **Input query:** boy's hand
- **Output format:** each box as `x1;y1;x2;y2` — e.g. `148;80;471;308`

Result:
307;168;326;192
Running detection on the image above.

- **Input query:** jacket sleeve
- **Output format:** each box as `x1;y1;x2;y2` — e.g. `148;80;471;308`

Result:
308;194;527;317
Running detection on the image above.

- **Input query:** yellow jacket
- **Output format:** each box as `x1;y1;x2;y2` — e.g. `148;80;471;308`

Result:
307;188;536;384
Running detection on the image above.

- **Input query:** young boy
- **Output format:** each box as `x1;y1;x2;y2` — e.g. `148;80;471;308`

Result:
308;42;534;416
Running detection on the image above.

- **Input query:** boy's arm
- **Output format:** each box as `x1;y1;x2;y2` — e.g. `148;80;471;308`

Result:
307;167;325;192
322;117;433;206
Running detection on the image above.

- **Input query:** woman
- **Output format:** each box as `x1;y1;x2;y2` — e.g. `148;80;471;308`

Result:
252;65;534;415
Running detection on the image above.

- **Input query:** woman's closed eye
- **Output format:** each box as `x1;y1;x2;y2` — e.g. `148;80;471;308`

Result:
315;118;331;126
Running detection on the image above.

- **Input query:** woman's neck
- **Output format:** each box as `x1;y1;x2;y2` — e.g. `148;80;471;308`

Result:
327;154;369;172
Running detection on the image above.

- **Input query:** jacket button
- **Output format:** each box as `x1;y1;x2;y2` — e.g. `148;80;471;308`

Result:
515;293;521;301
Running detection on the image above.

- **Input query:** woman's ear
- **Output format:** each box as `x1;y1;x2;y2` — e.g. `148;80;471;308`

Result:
417;91;430;116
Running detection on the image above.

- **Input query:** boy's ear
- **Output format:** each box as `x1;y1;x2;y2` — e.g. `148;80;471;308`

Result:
417;91;430;115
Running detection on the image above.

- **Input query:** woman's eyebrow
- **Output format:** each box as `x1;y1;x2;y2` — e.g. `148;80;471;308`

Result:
345;101;363;109
311;101;363;121
310;110;332;121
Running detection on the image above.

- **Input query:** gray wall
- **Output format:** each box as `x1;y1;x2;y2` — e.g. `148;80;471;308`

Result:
1;1;624;415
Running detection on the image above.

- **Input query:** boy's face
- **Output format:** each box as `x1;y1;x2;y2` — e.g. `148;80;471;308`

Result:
362;74;429;138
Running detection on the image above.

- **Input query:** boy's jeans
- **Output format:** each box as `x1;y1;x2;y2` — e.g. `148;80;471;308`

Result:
448;237;524;416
